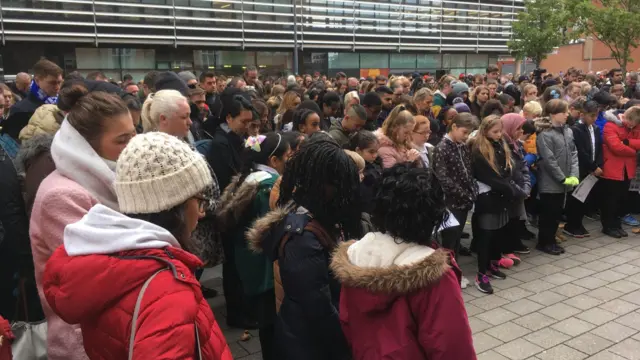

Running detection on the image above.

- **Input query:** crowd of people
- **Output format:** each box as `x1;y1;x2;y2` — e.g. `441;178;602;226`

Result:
0;58;639;359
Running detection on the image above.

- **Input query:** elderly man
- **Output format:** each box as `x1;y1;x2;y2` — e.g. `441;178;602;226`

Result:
12;72;31;99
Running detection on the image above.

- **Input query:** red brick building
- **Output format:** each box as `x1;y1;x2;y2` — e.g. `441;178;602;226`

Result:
541;38;640;74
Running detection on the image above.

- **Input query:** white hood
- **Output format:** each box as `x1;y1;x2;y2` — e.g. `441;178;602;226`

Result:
63;204;181;256
51;119;119;210
347;232;436;268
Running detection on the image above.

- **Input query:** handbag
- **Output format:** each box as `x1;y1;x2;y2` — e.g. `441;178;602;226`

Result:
11;279;48;360
128;268;202;360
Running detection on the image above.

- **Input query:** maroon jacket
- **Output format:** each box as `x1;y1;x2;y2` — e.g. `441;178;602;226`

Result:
331;234;476;360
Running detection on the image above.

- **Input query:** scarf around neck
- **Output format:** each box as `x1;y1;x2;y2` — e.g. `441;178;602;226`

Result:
30;80;59;104
51;119;119;210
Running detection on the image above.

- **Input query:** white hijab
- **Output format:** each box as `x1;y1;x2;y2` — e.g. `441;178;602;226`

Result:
51;119;119;210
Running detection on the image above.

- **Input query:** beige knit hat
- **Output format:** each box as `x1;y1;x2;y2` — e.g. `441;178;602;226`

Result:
115;132;212;214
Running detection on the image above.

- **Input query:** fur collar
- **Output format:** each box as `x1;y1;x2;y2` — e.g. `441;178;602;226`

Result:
245;206;291;253
215;173;266;233
330;235;451;294
14;133;53;177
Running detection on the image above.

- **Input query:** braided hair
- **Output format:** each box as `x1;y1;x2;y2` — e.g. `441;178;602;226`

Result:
292;107;316;133
278;136;361;239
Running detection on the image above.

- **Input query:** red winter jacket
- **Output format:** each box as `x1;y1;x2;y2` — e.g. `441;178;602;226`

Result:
602;118;640;181
42;205;232;360
331;233;476;360
0;316;13;360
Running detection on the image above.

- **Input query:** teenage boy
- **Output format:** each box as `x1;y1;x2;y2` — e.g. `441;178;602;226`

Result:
564;101;603;238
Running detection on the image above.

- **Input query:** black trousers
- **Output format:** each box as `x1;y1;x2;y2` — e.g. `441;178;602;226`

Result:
222;236;249;327
537;193;565;247
600;178;631;230
440;209;468;259
475;224;506;274
565;178;601;232
502;218;520;254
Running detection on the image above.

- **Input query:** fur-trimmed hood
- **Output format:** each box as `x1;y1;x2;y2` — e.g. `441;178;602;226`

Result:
330;232;450;299
13;133;53;177
215;170;278;233
533;116;553;131
603;109;624;126
245;205;293;254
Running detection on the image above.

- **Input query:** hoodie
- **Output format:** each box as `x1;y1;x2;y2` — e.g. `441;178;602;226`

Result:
43;204;232;360
330;232;475;360
535;117;579;194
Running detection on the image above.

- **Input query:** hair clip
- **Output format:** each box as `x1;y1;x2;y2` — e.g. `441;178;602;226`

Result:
551;89;560;99
245;135;266;152
452;97;464;105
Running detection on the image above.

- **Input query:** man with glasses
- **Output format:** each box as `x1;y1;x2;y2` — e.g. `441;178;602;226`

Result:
2;59;63;141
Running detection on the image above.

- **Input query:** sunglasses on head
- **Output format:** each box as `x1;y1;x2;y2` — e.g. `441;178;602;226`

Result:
188;83;197;89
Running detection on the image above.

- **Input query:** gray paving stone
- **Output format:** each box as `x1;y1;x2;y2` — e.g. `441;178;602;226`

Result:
495;287;536;302
493;277;525;290
476;307;519;326
565;333;614;355
593;269;628;282
528;290;567;306
543;273;577;285
524;327;571;349
585;351;628;360
608;338;640;360
563;267;597;279
573;277;610;290
465;303;484;317
615;310;640;330
469;294;511;310
620;290;640;306
571;253;601;263
598;298;640;315
533;264;564;276
514;312;558;331
576;308;619;326
503;299;545;316
564;245;591;254
550;258;584;269
563;294;604;310
590;321;638;343
613;263;640;275
540;302;581;320
477;350;511;360
551;317;596;337
494;338;544;360
604;243;635;252
472;332;505;353
606;279;640;294
511;271;544;283
618;249;640;260
469;316;493;333
581;261;615;272
525;256;556;265
588;287;624;302
536;344;588;360
485;321;532;342
552;283;590;297
600;255;631;266
586;248;617;257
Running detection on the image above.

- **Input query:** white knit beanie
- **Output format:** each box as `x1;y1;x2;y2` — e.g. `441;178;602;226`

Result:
115;132;213;214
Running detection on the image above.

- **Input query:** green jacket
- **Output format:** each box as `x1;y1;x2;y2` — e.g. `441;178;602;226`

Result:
216;170;278;296
328;119;350;148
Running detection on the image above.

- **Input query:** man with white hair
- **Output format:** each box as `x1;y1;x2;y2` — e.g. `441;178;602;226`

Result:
347;77;359;92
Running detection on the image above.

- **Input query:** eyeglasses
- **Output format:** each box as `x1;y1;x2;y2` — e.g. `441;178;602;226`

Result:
188;83;197;89
193;194;208;212
413;130;431;136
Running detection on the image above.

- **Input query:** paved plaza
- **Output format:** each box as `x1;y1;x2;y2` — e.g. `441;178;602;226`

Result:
202;218;640;360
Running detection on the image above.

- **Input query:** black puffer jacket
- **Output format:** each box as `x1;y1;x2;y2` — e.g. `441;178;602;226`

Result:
246;206;351;360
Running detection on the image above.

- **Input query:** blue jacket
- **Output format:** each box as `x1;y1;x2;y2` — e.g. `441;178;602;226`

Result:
595;111;607;142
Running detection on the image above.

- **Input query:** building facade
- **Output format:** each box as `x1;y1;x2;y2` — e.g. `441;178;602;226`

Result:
0;0;522;79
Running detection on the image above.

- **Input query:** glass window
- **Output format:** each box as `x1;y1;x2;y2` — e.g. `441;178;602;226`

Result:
443;54;465;69
416;54;441;68
120;49;155;69
450;68;466;76
328;53;359;69
359;53;389;68
257;52;293;69
76;48;119;69
217;51;256;66
390;54;417;68
467;54;488;68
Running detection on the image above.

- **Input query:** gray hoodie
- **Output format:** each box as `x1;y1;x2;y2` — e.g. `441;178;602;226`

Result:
535;117;579;194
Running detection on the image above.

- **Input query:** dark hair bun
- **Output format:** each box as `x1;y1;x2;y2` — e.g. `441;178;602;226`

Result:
58;83;89;111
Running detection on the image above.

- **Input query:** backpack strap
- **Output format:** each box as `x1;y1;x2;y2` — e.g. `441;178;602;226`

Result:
128;268;167;360
304;220;336;251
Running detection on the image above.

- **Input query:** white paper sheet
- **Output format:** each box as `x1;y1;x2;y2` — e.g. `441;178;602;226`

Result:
438;210;461;232
572;174;599;203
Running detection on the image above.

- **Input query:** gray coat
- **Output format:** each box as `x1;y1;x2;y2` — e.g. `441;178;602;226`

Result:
535;121;579;194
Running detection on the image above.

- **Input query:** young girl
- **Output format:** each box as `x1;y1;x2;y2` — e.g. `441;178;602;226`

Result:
375;105;420;168
349;130;381;214
501;114;532;261
215;132;291;359
331;163;476;360
433;112;477;288
472;115;526;294
600;106;640;237
535;99;579;255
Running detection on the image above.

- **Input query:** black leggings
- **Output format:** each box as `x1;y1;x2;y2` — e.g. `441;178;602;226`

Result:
600;178;631;230
537;193;565;247
440;210;468;259
475;223;506;274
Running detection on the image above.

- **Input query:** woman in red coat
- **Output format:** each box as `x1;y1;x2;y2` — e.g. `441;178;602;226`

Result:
600;106;640;237
43;132;232;360
331;163;476;360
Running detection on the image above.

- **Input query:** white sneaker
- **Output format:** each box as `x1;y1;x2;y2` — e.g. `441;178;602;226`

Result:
461;276;469;289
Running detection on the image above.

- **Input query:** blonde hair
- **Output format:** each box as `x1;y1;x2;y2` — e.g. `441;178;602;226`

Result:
270;84;285;97
624;106;640;126
141;89;187;133
413;87;434;104
344;91;360;112
276;91;300;115
470;85;488;103
414;114;430;131
580;81;592;96
344;149;365;171
381;105;416;149
522;100;543;117
473;114;512;174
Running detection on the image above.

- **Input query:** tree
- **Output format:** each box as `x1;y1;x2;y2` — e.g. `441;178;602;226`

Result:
508;0;569;67
571;0;640;72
